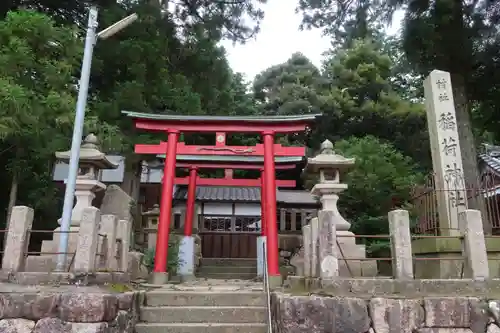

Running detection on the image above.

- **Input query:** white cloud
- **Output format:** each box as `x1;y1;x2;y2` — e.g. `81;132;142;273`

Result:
220;0;404;83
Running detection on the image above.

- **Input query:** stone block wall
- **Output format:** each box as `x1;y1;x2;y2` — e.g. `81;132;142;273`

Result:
272;291;500;333
0;289;141;332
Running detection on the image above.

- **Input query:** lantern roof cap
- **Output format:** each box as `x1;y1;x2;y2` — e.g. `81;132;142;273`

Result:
55;134;119;169
304;139;355;173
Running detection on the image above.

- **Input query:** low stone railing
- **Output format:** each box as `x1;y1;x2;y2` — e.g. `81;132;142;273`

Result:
297;208;489;284
0;206;134;284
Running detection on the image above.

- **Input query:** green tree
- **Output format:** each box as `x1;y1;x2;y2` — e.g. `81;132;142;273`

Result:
0;10;85;231
333;135;422;235
297;0;500;213
1;0;266;42
318;39;429;169
87;0;269;197
253;52;324;116
227;73;257;116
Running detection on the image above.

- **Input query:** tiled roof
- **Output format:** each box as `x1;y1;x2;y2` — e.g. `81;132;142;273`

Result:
479;153;500;174
173;186;318;204
174;186;261;202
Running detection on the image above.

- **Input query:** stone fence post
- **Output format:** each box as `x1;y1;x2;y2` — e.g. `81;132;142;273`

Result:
310;217;319;277
302;224;311;277
100;214;118;270
74;207;101;273
117;219;131;272
2;206;34;272
459;209;489;280
388;209;413;279
318;210;339;278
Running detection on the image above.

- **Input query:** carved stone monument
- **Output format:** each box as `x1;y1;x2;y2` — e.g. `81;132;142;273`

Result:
26;134;118;271
304;140;376;277
412;69;493;278
423;70;468;235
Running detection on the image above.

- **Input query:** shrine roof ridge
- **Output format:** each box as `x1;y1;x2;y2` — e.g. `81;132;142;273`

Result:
121;110;321;123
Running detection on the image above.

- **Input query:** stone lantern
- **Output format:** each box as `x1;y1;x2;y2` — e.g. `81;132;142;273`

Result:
304;139;376;277
142;204;160;249
304;139;354;233
55;134;118;227
29;134;118;271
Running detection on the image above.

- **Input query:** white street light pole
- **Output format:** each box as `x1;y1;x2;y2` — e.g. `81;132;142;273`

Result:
56;6;138;271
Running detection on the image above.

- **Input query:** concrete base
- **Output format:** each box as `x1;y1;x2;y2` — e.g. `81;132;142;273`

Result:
180;274;196;282
256;236;266;277
268;275;282;288
178;235;194;278
150;271;169;285
336;231;377;277
412;237;500;279
0;271;129;285
25;255;74;272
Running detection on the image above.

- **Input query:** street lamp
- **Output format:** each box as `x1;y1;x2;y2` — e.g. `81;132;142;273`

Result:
56;6;138;271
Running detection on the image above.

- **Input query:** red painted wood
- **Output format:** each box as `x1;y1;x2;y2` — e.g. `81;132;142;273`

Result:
154;130;179;274
263;132;279;276
184;167;197;237
135;142;305;157
173;177;295;187
133;119;309;134
260;170;266;236
176;163;296;170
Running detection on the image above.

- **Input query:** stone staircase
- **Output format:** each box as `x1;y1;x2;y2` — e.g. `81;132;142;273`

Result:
196;258;258;280
135;284;268;333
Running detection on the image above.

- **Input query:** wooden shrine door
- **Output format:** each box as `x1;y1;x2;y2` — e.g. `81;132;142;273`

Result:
199;215;260;258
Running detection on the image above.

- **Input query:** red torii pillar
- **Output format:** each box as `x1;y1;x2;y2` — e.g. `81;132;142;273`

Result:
184;167;197;237
262;131;280;281
153;130;179;283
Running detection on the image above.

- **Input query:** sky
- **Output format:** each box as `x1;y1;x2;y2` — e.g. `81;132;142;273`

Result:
221;0;403;82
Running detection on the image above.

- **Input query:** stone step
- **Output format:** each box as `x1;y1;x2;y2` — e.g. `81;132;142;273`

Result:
196;272;257;280
140;306;266;323
200;258;257;267
197;265;257;274
145;291;265;307
135;323;267;333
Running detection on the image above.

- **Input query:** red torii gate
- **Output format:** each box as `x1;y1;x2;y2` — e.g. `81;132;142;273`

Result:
154;155;298;249
153;154;300;266
123;110;319;284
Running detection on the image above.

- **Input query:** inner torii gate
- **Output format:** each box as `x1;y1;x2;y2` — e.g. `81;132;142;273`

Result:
123;111;319;285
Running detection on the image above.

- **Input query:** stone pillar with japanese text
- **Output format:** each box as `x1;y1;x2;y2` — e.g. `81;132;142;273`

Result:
424;70;467;236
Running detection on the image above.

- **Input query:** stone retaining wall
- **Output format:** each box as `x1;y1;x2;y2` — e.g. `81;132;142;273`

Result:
0;289;141;332
272;292;500;333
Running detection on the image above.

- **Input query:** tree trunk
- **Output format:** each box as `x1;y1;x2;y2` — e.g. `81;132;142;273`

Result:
451;73;490;233
3;172;18;248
